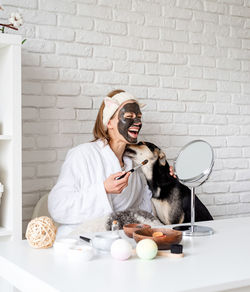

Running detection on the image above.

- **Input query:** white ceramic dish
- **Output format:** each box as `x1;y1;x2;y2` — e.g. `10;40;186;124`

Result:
80;233;120;252
53;238;78;252
67;245;94;261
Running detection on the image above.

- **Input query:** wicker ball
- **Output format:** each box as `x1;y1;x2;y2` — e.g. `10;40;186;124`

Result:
26;216;57;249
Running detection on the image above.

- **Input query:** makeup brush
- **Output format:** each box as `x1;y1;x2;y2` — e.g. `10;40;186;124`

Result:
116;159;148;180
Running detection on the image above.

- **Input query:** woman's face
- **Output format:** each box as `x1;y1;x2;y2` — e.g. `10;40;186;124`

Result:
108;101;142;144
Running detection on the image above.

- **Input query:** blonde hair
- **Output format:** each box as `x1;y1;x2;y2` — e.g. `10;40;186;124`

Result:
92;89;125;143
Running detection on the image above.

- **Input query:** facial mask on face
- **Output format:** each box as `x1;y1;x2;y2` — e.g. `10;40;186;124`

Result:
118;102;142;143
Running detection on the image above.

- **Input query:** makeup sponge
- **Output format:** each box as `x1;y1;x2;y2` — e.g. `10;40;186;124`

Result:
136;239;158;260
110;239;132;261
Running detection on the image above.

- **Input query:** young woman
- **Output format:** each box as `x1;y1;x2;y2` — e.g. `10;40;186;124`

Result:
48;89;154;237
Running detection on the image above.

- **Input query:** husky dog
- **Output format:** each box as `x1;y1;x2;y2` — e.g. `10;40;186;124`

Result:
125;141;213;225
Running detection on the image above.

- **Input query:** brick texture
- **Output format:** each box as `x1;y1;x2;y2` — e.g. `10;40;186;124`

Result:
3;0;249;235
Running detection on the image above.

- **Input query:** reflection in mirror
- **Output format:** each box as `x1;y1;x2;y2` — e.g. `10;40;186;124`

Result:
173;140;214;236
175;141;213;183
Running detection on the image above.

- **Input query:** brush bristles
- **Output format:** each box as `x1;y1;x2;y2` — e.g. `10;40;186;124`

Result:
141;159;148;165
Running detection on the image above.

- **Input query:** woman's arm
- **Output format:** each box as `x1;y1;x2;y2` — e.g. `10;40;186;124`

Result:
48;148;112;225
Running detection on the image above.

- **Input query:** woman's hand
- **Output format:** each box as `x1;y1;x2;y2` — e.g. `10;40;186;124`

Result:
104;171;131;194
169;166;177;178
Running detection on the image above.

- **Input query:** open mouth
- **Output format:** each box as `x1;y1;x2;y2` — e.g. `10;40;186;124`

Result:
128;126;140;139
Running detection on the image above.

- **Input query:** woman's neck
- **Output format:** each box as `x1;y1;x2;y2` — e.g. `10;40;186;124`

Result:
109;140;126;167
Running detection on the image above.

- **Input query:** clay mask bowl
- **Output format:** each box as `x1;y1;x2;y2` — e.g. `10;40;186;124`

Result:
133;228;182;250
123;223;151;238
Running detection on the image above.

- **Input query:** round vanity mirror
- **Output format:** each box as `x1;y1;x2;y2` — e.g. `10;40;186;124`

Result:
174;140;214;187
173;140;214;236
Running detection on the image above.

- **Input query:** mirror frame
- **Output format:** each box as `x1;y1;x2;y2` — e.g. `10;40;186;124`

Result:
173;139;214;186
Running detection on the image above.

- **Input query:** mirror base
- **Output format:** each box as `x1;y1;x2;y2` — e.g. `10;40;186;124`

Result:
173;225;214;236
173;225;191;231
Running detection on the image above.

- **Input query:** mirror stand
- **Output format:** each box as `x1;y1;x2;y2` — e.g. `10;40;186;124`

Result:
182;187;214;237
172;139;215;237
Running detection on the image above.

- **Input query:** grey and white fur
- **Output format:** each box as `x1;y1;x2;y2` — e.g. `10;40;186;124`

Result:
106;209;162;230
69;209;162;236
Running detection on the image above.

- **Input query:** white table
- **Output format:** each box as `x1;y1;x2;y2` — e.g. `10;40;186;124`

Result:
0;217;250;292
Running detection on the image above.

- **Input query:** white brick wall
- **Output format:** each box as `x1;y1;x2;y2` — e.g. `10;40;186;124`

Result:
1;0;250;236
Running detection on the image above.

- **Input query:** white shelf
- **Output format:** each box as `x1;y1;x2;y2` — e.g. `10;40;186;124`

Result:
0;226;12;237
0;33;21;48
0;135;12;140
0;34;22;243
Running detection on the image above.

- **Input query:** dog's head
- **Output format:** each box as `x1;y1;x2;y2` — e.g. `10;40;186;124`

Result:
125;141;168;182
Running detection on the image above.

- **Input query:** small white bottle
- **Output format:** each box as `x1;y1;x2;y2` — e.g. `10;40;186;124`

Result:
111;220;120;238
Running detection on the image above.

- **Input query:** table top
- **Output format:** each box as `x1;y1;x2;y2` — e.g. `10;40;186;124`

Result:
1;217;250;292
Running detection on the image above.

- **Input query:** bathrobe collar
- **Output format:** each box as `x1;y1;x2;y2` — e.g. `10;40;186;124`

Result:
96;139;133;171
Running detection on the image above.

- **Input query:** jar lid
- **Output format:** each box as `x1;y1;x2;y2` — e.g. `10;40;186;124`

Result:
170;244;183;254
53;238;77;252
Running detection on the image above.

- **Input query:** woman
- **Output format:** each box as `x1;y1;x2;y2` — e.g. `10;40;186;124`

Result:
48;89;154;237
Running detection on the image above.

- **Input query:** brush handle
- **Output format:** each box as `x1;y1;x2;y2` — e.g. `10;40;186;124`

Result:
131;249;184;258
115;160;147;180
79;235;91;243
115;169;134;180
157;251;184;258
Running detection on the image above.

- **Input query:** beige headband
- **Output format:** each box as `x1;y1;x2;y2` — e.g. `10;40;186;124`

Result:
102;92;145;129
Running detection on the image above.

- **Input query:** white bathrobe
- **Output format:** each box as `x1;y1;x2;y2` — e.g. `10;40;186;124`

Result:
48;139;152;237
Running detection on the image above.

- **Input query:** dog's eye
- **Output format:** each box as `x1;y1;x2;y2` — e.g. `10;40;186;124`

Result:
137;142;143;146
125;148;136;155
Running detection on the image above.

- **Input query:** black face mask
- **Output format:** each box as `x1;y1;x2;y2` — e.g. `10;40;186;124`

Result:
117;102;142;143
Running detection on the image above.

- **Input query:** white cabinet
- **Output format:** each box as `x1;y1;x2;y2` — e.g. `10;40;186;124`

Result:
0;34;22;242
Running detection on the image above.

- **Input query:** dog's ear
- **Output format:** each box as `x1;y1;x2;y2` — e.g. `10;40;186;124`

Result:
159;150;166;166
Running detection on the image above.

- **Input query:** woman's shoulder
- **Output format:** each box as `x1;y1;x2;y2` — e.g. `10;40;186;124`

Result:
66;140;104;158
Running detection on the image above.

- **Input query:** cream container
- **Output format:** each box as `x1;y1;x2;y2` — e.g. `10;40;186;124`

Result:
53;238;78;253
67;245;94;261
80;233;120;253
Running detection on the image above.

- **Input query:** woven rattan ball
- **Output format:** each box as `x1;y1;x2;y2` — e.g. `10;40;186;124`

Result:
26;216;57;249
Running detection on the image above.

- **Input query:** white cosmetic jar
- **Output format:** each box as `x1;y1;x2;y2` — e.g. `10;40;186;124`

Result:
53;238;78;252
67;245;94;261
